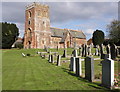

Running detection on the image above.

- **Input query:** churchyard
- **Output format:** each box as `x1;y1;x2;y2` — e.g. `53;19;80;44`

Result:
2;46;120;90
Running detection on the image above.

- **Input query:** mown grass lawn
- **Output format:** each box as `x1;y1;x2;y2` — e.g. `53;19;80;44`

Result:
2;48;119;90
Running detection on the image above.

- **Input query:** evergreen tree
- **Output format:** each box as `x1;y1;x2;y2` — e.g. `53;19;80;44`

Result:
2;22;19;49
92;29;105;59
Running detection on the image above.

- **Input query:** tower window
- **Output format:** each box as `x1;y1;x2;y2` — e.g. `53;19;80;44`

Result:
43;21;45;24
28;11;32;18
28;21;31;25
42;40;44;44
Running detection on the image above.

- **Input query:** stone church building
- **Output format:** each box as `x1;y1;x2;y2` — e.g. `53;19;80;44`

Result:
24;2;86;49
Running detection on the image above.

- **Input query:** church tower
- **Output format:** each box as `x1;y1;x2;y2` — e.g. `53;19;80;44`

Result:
24;2;51;49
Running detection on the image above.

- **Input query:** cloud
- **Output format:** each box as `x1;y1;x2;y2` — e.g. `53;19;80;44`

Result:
16;22;25;37
1;2;118;39
84;29;94;35
47;2;117;23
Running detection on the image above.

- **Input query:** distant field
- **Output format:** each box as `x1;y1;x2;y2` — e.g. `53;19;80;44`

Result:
2;48;119;90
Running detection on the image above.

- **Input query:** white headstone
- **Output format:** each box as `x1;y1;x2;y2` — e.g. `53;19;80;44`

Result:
102;56;114;88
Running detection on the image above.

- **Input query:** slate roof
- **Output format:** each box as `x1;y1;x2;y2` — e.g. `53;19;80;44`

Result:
60;32;68;43
50;27;86;39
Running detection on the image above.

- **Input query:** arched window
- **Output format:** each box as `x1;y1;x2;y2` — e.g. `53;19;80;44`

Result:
27;28;32;38
28;21;31;25
28;11;32;18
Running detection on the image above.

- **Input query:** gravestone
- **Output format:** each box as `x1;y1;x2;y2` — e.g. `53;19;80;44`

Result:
73;49;78;57
70;57;76;72
44;45;48;52
22;53;26;57
84;45;87;57
102;55;114;88
51;55;54;63
62;49;67;58
106;44;111;59
57;55;61;66
110;44;116;60
42;54;46;59
48;54;51;63
106;44;110;54
85;56;94;82
87;46;91;56
95;47;98;56
78;47;82;56
75;58;82;76
82;44;85;57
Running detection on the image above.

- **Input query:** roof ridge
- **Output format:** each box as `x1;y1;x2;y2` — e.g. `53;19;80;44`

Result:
50;27;82;32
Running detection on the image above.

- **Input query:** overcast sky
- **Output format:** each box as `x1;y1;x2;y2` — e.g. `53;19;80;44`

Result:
1;2;118;40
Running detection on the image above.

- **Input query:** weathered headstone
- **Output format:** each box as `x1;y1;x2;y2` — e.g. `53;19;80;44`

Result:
106;44;110;54
82;44;85;57
102;55;114;88
57;55;61;66
62;49;67;58
75;58;82;76
110;44;116;60
106;44;111;59
42;54;46;59
51;55;54;63
70;57;76;72
87;46;91;56
22;53;26;57
48;54;51;63
84;45;87;57
85;56;94;82
78;47;82;56
73;49;78;57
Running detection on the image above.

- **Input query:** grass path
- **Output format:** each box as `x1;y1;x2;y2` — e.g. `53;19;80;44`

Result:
2;49;116;90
